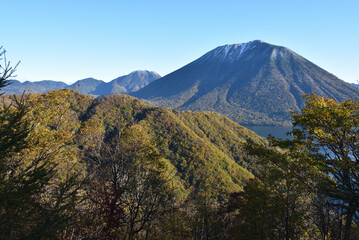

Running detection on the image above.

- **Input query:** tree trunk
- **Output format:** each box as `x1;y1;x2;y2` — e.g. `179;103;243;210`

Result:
343;205;354;240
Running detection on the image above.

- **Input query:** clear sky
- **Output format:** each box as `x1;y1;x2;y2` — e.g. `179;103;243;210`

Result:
2;0;359;84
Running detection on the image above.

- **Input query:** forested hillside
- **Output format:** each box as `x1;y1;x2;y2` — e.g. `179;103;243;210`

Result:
78;92;263;196
2;49;358;239
4;88;358;239
1;86;266;239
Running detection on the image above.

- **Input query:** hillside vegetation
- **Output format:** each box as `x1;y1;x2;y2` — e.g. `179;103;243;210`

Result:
1;86;267;239
3;44;359;238
3;88;359;239
77;92;263;195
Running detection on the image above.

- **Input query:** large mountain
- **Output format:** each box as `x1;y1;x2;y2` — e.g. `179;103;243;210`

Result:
133;40;358;126
4;70;160;96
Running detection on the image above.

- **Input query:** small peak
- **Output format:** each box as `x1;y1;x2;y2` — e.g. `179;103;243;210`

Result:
79;77;99;81
251;40;265;44
131;70;161;78
130;70;153;75
130;70;145;74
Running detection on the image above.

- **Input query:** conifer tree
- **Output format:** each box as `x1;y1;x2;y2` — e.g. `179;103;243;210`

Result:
0;48;82;239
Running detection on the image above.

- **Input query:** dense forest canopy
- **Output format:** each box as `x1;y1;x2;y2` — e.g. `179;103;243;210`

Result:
1;48;358;239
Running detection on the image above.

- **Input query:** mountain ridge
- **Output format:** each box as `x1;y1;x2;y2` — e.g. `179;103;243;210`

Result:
4;70;161;96
133;40;358;126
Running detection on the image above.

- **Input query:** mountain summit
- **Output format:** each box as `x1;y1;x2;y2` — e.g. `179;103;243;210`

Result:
133;40;358;126
202;40;266;63
91;70;161;96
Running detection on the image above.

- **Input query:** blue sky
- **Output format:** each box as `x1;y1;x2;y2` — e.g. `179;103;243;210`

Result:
2;0;359;84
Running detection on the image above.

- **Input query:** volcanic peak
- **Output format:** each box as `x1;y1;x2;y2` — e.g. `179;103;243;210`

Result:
203;40;267;63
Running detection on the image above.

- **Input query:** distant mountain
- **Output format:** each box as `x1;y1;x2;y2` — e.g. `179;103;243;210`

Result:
133;40;358;126
68;78;104;94
4;80;68;95
91;70;161;95
3;70;160;96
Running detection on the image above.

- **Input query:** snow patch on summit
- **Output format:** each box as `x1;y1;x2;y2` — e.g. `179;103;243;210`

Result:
209;40;260;63
271;49;278;60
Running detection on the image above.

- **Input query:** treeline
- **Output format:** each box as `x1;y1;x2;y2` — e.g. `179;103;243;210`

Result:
1;49;359;239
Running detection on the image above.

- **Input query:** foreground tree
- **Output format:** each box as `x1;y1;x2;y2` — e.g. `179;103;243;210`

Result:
290;94;359;239
0;49;83;239
226;138;315;239
79;124;173;239
0;47;36;238
228;93;359;239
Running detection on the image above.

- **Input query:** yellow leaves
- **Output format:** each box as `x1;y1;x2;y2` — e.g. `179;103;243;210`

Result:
313;128;325;137
295;94;359;136
11;90;87;183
